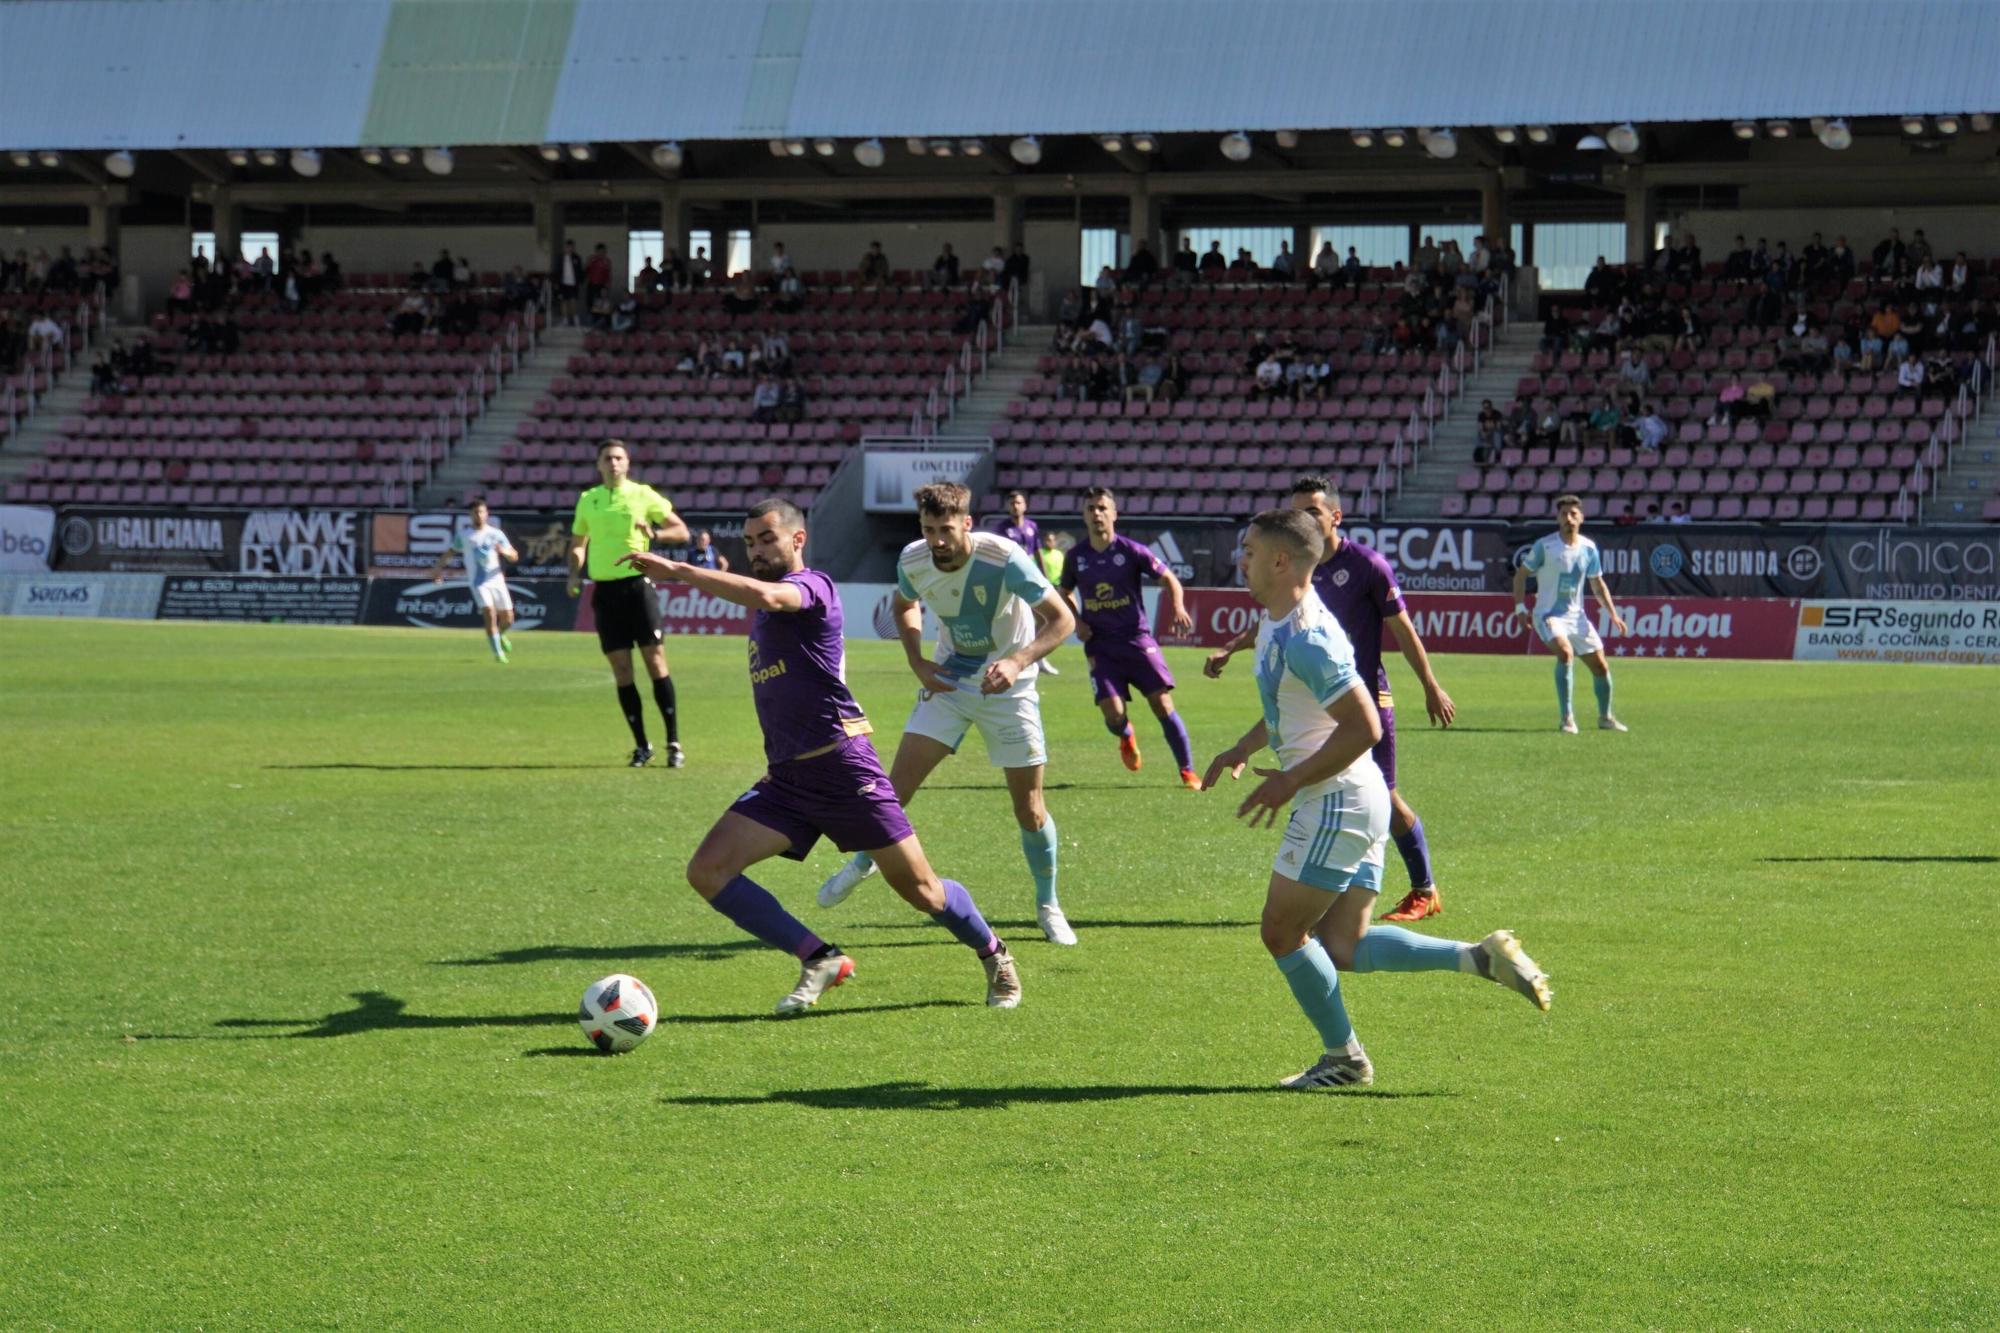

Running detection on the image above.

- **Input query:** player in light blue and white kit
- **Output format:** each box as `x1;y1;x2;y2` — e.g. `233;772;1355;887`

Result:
428;499;519;661
1513;494;1629;733
816;482;1079;943
1204;508;1551;1090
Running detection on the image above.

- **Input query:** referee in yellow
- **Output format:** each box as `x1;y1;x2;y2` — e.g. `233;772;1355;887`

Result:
568;439;691;767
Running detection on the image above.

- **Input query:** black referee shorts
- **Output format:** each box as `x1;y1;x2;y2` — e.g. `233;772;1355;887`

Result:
591;576;664;653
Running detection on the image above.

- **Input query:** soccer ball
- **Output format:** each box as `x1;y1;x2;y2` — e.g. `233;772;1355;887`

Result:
578;973;658;1053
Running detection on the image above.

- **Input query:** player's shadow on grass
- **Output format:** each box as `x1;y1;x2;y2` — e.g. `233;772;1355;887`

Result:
141;992;970;1042
521;1001;977;1053
838;918;1258;934
438;938;939;967
1759;854;1997;864
920;782;1151;792
662;1079;1444;1111
1432;727;1559;734
268;762;608;772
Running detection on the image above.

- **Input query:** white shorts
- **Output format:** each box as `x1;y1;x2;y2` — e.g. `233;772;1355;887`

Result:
1536;608;1601;654
1273;780;1389;893
904;677;1047;769
471;579;513;613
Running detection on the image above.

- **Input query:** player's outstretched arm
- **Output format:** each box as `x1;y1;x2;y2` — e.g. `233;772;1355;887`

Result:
1589;575;1628;635
614;553;802;612
1201;718;1269;791
1203;625;1258;677
1234;686;1381;828
1385;610;1455;727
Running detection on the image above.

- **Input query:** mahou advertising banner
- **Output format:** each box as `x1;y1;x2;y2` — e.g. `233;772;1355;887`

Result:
571;580;755;637
1159;589;1801;660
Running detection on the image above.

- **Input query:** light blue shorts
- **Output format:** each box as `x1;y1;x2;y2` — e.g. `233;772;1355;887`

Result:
1273;780;1389;893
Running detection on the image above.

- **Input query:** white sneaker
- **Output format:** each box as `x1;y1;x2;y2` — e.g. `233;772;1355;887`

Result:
816;855;876;908
981;942;1022;1008
1037;903;1078;946
1473;930;1552;1012
1598;715;1628;732
1279;1040;1374;1089
1041;662;1060;676
774;950;854;1015
1559;715;1579;734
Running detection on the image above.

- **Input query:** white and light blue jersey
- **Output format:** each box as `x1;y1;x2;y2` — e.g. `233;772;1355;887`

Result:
1521;533;1600;620
453;525;511;586
1253;589;1383;801
897;531;1054;682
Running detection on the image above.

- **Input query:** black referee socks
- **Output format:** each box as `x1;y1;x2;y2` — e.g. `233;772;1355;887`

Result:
651;675;679;744
616;683;647;747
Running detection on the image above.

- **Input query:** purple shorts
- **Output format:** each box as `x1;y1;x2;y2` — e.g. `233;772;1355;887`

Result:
1086;635;1175;703
732;735;914;860
1373;705;1398;789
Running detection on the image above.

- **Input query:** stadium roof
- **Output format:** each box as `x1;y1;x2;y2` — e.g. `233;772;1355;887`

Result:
1;0;1996;152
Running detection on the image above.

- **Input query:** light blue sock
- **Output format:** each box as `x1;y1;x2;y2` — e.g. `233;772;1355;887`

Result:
849;851;875;876
1349;924;1472;973
1273;938;1354;1050
1554;660;1573;717
1593;670;1613;719
1021;817;1059;907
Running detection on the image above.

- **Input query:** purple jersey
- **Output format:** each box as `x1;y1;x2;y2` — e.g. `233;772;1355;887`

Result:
748;568;872;763
997;517;1039;552
1062;534;1168;642
1310;538;1406;699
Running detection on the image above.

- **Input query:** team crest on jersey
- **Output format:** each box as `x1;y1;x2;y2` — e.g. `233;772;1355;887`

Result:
1113;553;1126;566
1332;569;1350;587
973;586;988;606
747;640;761;668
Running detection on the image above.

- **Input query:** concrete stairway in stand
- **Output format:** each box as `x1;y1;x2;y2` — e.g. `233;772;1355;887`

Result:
1386;321;1540;520
418;324;580;507
938;322;1053;444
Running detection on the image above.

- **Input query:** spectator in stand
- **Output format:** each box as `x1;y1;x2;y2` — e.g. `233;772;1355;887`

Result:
1584;256;1618;301
1343;246;1366;293
1949;251;1972;293
1251;349;1284;399
765;241;793;291
1672;232;1702;280
1310;240;1340;290
1084;308;1115;350
761;327;792;376
1161;349;1188;402
583;243;613;311
1908;229;1933;267
981;245;1007;289
251;247;275;290
1872;229;1907;278
1132;353;1165;403
391;291;428;337
167;270;194;316
1474;399;1504;463
928;243;961;290
27;311;64;355
1093;264;1119;300
1058;353;1092;402
586;290;614;331
1666;501;1691;525
1819;234;1852;284
750;371;781;423
454;253;474;290
1004;243;1030;293
1674;305;1703;351
1504;398;1534;446
687;530;730;572
858;240;890;287
1415;235;1440;275
1801;232;1829;283
1197;240;1226;279
610;295;638;334
721;334;748;372
1856;324;1885;372
1636;403;1669;453
1612;503;1639;526
1270;241;1296;281
318;252;342;291
1124;239;1160;287
1895;355;1926;397
723;270;760;316
1584;395;1622;445
1914;256;1944;291
556;239;583;324
1885;321;1912;368
1617;349;1651;389
636;255;661;295
689;246;712;289
778;375;807;423
1227;247;1258;280
1170;237;1199;286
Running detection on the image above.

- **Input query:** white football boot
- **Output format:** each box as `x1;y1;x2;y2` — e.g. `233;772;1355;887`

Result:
816;854;876;908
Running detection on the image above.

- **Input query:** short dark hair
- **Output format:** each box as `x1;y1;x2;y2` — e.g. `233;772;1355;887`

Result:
596;438;628;458
914;482;971;518
1004;488;1026;502
1555;493;1584;511
1249;508;1325;565
746;496;805;529
468;497;488;512
1083;486;1116;506
1290;474;1333;498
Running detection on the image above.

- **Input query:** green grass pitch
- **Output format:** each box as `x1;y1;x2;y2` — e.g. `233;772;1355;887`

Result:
2;619;1996;1329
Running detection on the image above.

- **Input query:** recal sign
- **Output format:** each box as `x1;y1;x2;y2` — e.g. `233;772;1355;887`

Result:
1795;601;2000;665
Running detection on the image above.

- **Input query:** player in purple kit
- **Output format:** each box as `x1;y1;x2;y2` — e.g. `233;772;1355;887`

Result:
1059;486;1199;788
995;489;1056;674
1205;477;1457;922
615;497;1022;1014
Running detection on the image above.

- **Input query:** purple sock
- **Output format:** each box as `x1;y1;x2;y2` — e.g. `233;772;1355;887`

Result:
928;878;999;957
1105;716;1134;739
1392;817;1435;890
710;875;824;960
1158;710;1194;771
